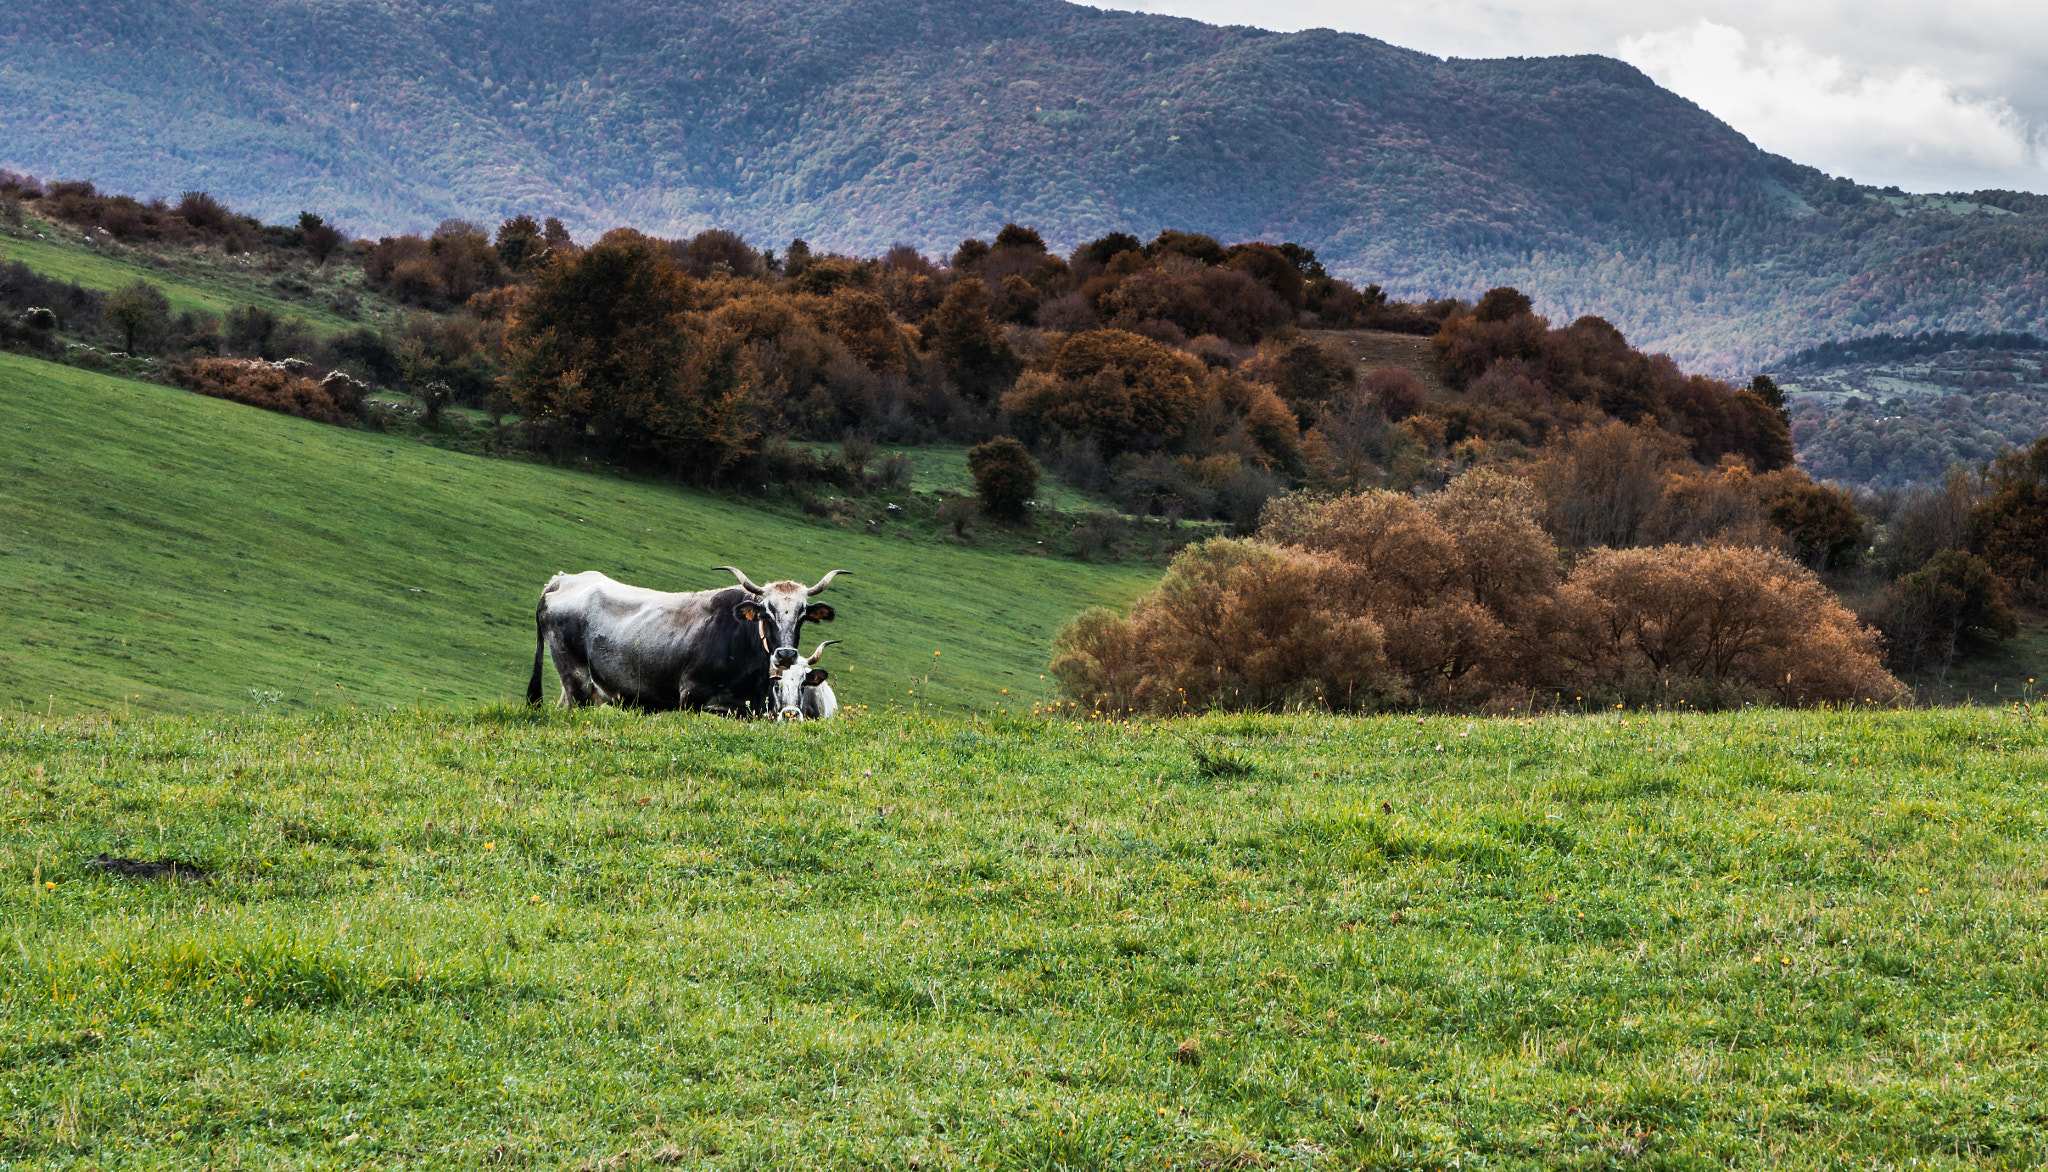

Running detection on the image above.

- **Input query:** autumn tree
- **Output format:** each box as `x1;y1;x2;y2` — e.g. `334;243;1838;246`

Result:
922;278;1017;399
1753;471;1865;569
495;214;545;271
505;228;752;480
1970;434;2048;604
1007;329;1206;452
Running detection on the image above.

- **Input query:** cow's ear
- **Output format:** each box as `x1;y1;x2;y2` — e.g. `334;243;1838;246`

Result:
805;669;829;688
733;601;763;623
805;603;835;623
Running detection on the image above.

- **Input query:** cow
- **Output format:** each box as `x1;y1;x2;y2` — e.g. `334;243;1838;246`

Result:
770;639;841;721
525;566;848;714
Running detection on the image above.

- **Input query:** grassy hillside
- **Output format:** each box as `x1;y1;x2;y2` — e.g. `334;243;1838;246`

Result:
4;702;2045;1167
2;213;376;334
0;351;1158;717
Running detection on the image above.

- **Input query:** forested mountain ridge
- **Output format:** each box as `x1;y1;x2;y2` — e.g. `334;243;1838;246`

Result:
3;0;2045;371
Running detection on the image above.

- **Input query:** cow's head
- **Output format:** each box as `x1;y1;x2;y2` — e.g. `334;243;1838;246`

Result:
770;639;840;719
717;567;848;669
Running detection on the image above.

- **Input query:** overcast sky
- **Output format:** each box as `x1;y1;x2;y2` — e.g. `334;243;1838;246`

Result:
1086;0;2048;193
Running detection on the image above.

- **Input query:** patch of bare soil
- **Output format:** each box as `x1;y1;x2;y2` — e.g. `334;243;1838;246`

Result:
1307;329;1450;398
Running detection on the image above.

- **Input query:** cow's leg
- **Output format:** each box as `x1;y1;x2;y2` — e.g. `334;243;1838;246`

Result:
547;634;604;708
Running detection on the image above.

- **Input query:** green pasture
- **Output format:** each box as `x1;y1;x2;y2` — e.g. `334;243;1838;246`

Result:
811;440;1126;513
4;702;2045;1168
1;220;365;333
0;351;1157;717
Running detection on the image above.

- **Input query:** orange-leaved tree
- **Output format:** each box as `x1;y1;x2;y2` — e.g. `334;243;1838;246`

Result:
505;228;753;481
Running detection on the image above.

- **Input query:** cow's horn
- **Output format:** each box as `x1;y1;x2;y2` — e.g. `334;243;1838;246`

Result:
806;569;851;595
808;639;843;663
714;566;765;596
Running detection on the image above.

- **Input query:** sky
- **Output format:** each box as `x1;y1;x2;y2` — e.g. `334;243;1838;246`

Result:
1085;0;2048;194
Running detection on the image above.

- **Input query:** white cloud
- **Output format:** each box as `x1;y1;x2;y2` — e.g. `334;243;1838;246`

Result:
1616;21;2043;191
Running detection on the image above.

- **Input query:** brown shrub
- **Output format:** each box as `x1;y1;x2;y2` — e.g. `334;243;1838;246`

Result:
1015;329;1206;451
1054;475;1901;715
1362;367;1428;421
1050;539;1395;715
1567;544;1900;706
169;358;357;425
1527;421;1688;549
1259;490;1454;609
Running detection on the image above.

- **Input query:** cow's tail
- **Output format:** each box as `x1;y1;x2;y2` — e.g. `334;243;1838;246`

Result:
526;594;548;706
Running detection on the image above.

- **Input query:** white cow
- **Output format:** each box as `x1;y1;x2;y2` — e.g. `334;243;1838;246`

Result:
771;639;841;720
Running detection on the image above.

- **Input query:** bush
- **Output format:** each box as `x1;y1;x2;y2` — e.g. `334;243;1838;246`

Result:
1050;539;1396;716
169;358;359;426
937;495;978;538
1567;545;1900;707
1865;550;2017;677
1053;476;1901;714
1010;329;1205;453
968;436;1038;522
875;453;914;493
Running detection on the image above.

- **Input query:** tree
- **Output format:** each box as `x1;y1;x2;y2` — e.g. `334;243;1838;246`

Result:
1868;550;2016;676
1970;435;2048;604
1473;286;1534;322
297;212;344;265
1755;472;1866;569
104;280;169;354
504;228;753;480
495;214;544;271
992;223;1046;253
968;436;1038;521
922;278;1017;400
1028;329;1205;450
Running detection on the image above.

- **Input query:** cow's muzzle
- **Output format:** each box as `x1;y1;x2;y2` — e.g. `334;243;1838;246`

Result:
771;646;800;669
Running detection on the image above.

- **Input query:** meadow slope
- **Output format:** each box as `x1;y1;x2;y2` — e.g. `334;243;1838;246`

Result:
3;703;2045;1168
0;351;1158;716
1;222;369;336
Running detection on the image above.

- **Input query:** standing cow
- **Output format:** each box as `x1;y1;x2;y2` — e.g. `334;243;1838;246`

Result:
526;566;847;713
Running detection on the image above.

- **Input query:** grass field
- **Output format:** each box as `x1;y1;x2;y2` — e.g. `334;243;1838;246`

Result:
0;351;1159;717
4;702;2045;1169
2;217;372;334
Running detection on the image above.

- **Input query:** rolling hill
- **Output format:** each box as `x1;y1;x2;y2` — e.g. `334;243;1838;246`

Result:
0;350;1157;717
2;0;2046;372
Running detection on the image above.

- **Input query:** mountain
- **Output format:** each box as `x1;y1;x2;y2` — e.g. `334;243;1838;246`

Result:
3;0;2046;372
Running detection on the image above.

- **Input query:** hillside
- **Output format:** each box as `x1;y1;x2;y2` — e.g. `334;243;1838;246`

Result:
6;703;2047;1166
3;0;2047;371
0;350;1158;717
1780;346;2048;489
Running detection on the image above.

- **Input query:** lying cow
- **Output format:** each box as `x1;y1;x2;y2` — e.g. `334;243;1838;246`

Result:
771;639;841;720
526;566;847;713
